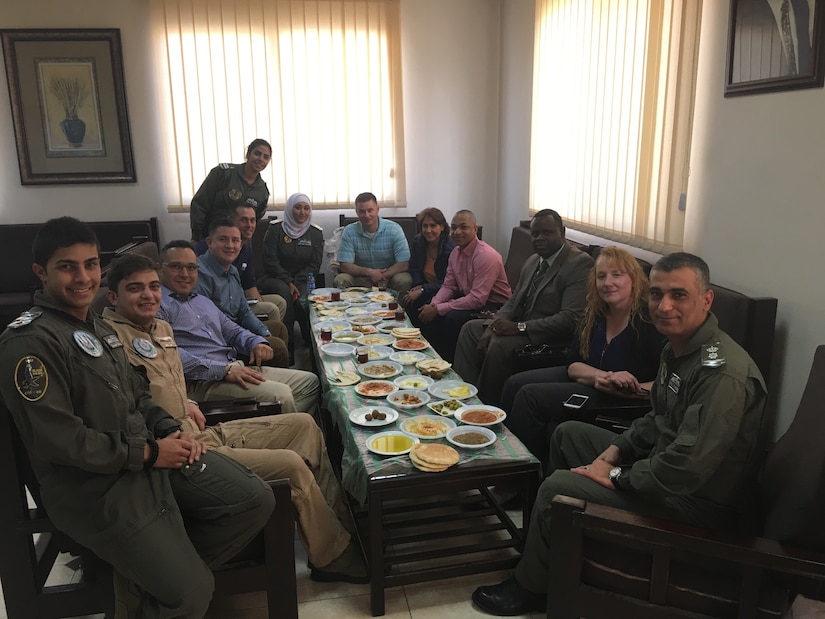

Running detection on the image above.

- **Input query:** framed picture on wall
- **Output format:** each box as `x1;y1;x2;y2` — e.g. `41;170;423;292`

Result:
1;28;136;184
725;0;825;96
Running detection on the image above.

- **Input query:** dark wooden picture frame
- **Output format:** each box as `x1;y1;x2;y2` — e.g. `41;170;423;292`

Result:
726;0;825;96
1;28;136;184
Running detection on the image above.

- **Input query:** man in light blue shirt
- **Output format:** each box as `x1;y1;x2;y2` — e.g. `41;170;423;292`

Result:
196;218;289;366
333;192;412;299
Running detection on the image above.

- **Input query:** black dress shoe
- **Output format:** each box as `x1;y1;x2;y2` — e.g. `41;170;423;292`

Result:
472;577;546;616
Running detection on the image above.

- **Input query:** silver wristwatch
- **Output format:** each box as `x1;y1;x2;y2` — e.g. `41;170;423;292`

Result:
517;322;526;333
609;466;622;484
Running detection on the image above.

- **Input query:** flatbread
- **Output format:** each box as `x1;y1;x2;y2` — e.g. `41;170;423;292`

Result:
410;443;459;466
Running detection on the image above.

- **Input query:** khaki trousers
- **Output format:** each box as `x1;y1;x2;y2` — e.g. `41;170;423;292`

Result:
186;365;320;414
183;413;350;567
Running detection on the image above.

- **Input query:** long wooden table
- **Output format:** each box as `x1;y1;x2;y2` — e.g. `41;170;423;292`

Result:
310;296;541;616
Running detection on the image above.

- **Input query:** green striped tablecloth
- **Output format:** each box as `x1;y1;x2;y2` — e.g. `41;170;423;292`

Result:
311;297;539;505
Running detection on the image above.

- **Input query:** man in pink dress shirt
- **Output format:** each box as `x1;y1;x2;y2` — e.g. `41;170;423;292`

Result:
417;210;511;361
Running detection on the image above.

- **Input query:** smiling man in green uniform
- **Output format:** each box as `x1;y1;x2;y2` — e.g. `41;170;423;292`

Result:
0;217;275;617
472;252;769;616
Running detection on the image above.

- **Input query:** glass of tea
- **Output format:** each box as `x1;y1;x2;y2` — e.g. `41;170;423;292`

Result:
320;327;332;342
388;301;398;310
356;347;369;363
330;290;341;302
394;310;405;322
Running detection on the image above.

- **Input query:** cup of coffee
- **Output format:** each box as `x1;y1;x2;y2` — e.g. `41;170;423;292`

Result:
320;327;332;342
330;290;341;302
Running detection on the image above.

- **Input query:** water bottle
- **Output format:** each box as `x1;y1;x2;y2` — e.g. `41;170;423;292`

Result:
306;272;316;294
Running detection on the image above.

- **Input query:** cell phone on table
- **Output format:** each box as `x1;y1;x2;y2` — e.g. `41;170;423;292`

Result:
563;394;589;409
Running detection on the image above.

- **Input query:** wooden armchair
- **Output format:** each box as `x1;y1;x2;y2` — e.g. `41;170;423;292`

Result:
0;399;296;619
546;345;825;618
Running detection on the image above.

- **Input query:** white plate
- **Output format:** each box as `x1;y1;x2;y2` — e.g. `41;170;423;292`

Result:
428;380;478;400
321;343;355;357
378;321;408;333
357;333;396;346
389;351;428;365
340;291;367;300
349;406;399;427
367;431;419;456
348;316;382;325
392;339;429;351
313;320;350;333
446;426;497;449
365;345;394;360
366;302;391;311
319;309;346;317
399;415;456;439
371;310;398;320
453;404;507;426
332;330;361;344
345;286;371;293
393;375;435;390
358;360;403;379
386;389;431;409
427;399;465;416
367;292;395;302
327;370;360;386
323;301;350;310
355;380;399;398
345;307;370;316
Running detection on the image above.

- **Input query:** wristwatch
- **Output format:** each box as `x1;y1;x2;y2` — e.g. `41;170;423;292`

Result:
609;466;623;485
517;322;526;333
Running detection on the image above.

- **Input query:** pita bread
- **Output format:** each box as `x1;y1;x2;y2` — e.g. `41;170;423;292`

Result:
410;443;459;466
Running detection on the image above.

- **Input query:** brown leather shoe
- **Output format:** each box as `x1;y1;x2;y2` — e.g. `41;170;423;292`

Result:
310;542;369;584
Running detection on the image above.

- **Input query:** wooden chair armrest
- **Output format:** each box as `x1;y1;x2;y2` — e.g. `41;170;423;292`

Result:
199;400;282;425
554;495;825;579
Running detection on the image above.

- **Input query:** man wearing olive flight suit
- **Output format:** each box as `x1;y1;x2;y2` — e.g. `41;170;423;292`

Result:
472;253;769;616
0;217;274;618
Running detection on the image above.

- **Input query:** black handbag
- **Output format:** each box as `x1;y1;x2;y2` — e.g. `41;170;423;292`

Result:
512;343;569;373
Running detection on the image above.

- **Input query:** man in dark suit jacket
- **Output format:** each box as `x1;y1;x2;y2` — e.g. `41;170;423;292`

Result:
452;210;593;406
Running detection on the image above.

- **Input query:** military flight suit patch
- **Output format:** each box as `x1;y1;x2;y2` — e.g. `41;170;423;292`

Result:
229;188;243;200
14;356;48;401
73;331;103;357
103;334;123;349
667;373;682;394
6;308;42;329
133;338;158;359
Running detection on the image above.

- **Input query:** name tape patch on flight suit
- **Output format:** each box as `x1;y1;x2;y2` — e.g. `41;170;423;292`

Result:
103;334;123;349
15;356;48;401
667;373;681;394
133;338;158;359
73;331;103;358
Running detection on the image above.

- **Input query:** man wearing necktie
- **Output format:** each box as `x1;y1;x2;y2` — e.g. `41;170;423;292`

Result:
453;210;593;406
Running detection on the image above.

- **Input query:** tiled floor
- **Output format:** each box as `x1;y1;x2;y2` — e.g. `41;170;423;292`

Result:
3;335;825;618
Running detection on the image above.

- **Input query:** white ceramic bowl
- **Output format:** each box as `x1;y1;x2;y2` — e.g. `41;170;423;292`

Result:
453;404;507;426
386;389;431;409
331;330;361;344
320;343;355;357
357;360;404;379
446;426;496;449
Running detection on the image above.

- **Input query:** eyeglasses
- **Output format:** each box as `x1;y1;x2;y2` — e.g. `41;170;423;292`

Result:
163;262;198;274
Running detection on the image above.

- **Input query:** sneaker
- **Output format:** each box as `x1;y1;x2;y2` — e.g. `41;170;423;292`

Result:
310;542;369;584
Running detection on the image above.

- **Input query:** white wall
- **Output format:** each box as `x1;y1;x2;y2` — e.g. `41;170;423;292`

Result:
0;0;510;252
686;2;825;436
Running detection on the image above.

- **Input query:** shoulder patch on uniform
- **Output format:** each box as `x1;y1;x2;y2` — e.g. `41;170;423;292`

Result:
15;356;48;401
7;308;42;329
219;162;231;169
701;341;726;368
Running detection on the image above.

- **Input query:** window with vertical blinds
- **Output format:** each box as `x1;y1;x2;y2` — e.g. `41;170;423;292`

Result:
150;0;405;211
530;0;702;253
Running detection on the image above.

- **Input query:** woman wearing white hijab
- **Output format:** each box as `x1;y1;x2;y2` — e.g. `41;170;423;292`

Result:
259;193;325;359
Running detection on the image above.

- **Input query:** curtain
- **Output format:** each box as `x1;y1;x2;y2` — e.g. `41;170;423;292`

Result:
530;0;702;252
150;0;405;210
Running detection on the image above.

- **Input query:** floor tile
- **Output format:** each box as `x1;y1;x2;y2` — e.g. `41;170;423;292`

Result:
405;572;532;618
298;588;410;619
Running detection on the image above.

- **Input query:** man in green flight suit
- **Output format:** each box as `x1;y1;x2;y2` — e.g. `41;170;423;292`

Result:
0;217;275;618
471;252;769;616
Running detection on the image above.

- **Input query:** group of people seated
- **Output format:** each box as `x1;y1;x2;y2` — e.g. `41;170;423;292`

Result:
0;136;773;617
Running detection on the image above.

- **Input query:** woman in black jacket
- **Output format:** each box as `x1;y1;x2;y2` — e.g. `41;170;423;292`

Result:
403;208;455;323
